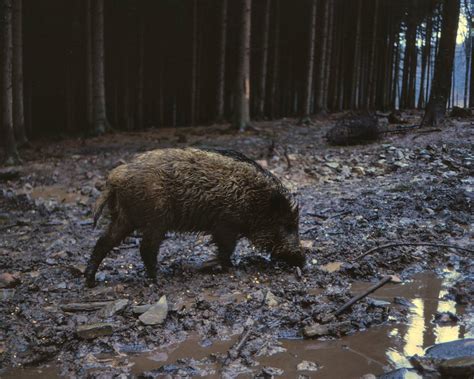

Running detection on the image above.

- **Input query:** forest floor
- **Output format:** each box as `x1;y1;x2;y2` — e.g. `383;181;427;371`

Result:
0;112;473;378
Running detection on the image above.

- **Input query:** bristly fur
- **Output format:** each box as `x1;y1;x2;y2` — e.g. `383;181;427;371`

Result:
85;147;305;286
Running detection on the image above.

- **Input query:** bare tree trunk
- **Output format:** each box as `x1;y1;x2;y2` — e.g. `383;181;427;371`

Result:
464;36;470;108
315;0;329;115
12;0;27;145
391;33;400;108
299;0;317;122
233;0;252;131
350;0;362;109
86;0;93;128
256;0;270;119
270;0;280;119
216;0;227;121
418;16;432;109
2;0;20;164
190;0;198;125
137;20;145;129
92;0;108;135
322;0;334;111
366;0;379;110
423;0;460;126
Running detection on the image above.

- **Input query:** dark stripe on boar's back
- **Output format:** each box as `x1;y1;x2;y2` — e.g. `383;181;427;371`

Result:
199;147;281;184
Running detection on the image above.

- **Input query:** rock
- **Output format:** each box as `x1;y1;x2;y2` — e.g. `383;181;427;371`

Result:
368;298;391;307
303;321;352;338
353;166;365;175
425;338;474;360
76;323;114;339
325;162;340;169
139;296;168;325
133;304;152;315
389;275;402;284
297;360;319;371
0;272;20;288
360;374;376;379
99;299;129;318
377;368;422;379
433;311;458;325
439;356;474;377
393;297;412;307
257;366;284;377
320;261;343;273
0;289;15;301
265;291;279;307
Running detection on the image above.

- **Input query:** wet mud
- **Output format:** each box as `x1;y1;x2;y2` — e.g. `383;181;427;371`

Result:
1;114;473;377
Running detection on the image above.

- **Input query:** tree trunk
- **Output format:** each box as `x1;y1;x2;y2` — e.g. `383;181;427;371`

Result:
190;0;198;125
256;0;270;119
2;0;20;164
366;0;379;110
91;0;108;135
270;0;280;119
299;0;317;122
464;35;470;108
233;0;252;131
216;0;227;121
350;0;362;109
322;0;334;111
315;0;329;115
137;20;145;129
422;0;460;126
86;0;93;128
418;16;432;109
12;0;27;145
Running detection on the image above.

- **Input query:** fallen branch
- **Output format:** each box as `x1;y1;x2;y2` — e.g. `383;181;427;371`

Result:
351;242;474;262
224;325;254;365
334;275;393;316
60;301;114;312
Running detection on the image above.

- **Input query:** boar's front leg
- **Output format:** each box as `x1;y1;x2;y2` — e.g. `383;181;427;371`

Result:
85;219;133;287
212;226;238;267
139;229;164;282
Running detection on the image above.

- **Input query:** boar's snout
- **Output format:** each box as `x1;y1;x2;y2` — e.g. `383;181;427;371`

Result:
273;234;307;268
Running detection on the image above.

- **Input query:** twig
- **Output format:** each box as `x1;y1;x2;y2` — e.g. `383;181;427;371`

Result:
334;276;392;316
351;242;474;262
224;325;254;365
411;128;442;140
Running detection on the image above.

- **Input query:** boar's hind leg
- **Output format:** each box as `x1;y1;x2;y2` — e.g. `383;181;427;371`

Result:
85;219;133;287
212;227;238;267
139;230;164;281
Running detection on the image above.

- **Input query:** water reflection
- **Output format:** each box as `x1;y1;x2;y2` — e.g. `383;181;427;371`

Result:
386;269;470;368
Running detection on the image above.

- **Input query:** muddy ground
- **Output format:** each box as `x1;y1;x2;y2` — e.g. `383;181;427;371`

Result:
0;113;473;378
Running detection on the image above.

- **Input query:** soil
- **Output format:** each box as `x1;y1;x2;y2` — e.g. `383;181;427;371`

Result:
0;113;473;378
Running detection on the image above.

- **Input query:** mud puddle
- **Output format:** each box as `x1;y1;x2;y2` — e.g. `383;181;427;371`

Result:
4;269;472;378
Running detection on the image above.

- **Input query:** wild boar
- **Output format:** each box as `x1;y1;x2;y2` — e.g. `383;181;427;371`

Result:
85;148;306;287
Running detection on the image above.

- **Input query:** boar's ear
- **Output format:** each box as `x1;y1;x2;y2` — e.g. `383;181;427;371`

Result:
270;191;290;214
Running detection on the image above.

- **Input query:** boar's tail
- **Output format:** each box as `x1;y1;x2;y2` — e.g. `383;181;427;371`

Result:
92;188;111;228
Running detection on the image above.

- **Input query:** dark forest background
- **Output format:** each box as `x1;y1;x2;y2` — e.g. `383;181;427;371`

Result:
0;0;469;164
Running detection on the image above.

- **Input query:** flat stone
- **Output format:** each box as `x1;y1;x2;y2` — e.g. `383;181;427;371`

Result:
139;296;168;325
297;360;319;371
425;338;474;360
99;299;129;318
265;291;278;307
439;356;474;377
378;368;422;379
133;304;152;315
303;321;351;338
76;323;113;339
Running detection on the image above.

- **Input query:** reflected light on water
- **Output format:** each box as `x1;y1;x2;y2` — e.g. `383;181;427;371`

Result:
386;269;469;369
